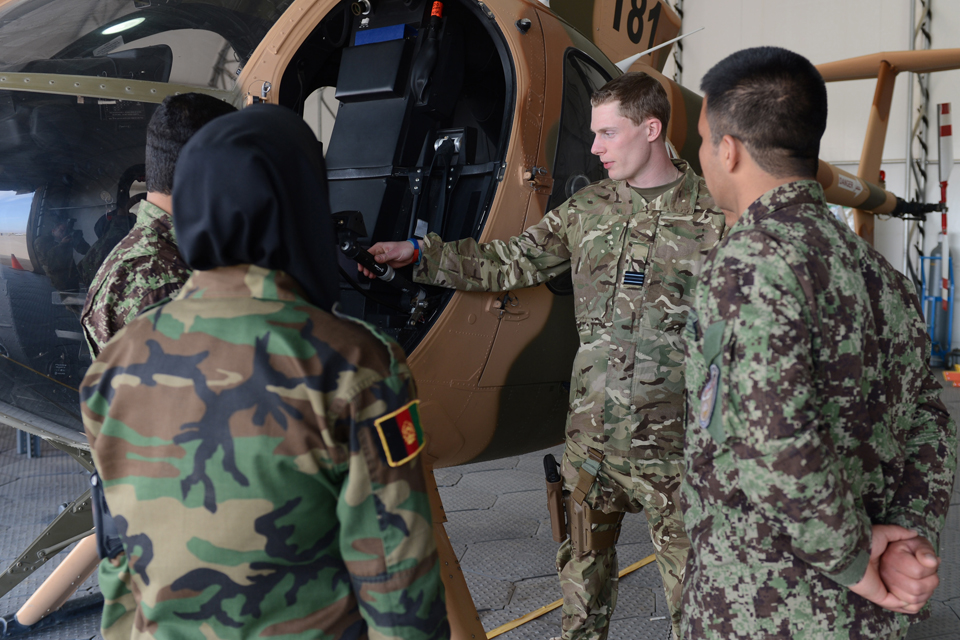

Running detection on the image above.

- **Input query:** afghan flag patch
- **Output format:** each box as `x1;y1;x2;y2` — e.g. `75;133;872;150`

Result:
373;400;425;467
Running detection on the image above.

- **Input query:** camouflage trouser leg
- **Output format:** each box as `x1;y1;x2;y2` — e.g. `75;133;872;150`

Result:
634;460;689;640
556;532;618;640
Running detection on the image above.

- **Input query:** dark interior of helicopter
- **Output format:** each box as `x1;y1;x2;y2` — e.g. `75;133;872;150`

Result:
278;0;614;350
278;0;516;351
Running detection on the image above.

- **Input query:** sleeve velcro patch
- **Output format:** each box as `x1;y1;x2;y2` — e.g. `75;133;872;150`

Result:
373;400;425;467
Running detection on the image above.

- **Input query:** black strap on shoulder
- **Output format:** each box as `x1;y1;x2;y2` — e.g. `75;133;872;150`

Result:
90;471;124;560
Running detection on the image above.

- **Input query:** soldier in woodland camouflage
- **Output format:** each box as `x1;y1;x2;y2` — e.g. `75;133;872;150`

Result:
365;73;725;640
80;93;236;357
683;47;956;639
81;106;448;640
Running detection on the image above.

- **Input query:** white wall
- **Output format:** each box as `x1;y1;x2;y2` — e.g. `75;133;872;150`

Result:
663;0;960;350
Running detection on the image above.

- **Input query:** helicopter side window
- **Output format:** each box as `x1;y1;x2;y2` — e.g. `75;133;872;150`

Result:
109;30;242;90
543;51;611;296
546;50;612;213
302;86;338;154
0;88;158;433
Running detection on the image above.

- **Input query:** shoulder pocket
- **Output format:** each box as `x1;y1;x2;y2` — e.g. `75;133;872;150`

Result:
698;320;727;444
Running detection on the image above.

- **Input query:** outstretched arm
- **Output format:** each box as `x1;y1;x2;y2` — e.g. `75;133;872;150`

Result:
359;206;573;293
358;241;418;278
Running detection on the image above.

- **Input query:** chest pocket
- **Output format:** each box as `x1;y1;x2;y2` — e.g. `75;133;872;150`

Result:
572;213;628;322
640;215;706;335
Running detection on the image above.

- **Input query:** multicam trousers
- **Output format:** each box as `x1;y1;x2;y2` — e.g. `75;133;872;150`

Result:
556;459;688;640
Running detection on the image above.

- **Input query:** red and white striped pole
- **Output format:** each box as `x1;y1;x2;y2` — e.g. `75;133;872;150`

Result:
938;103;952;311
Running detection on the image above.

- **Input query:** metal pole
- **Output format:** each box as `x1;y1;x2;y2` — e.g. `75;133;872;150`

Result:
903;0;916;276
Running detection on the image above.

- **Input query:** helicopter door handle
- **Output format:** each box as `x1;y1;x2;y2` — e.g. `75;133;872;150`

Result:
487;292;529;322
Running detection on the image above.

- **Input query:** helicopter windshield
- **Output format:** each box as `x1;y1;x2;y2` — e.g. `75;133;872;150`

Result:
0;0;293;89
0;0;294;437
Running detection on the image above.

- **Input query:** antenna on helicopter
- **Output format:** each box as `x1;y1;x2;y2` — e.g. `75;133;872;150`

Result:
614;27;705;73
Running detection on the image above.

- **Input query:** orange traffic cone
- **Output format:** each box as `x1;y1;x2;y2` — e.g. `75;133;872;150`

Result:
9;254;24;270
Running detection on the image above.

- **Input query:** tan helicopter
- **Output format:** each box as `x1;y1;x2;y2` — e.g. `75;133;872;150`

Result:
0;0;957;637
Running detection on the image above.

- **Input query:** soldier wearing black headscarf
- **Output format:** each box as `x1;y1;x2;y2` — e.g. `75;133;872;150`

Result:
80;105;449;640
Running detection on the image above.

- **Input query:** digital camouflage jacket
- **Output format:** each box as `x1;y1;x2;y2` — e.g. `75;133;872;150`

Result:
81;265;448;640
682;181;957;639
80;200;190;357
78;214;135;287
415;160;725;511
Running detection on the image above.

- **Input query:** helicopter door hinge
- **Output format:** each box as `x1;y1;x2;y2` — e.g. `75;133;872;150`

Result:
524;166;554;192
246;81;273;106
476;1;495;21
487;292;529;322
496;161;507;182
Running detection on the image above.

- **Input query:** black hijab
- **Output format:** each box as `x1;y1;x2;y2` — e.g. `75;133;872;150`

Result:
172;104;339;312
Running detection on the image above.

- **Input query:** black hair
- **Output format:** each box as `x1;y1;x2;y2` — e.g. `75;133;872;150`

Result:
700;47;827;178
145;93;237;194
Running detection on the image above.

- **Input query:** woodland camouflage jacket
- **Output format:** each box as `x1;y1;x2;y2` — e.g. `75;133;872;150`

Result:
80;200;190;357
81;265;448;640
415;160;725;511
682;181;957;639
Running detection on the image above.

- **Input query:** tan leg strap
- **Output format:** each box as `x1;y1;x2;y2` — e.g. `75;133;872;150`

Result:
567;498;624;556
571;447;604;505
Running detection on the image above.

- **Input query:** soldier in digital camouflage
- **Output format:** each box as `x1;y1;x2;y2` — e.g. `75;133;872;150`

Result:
683;46;957;639
80;105;449;640
364;72;726;640
79;92;236;357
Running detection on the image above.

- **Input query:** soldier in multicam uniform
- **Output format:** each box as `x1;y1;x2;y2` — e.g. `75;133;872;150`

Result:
365;73;726;640
79;92;236;357
81;105;449;640
683;47;957;639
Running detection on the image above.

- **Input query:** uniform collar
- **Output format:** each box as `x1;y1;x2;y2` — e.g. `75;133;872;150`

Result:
615;158;699;213
136;200;177;243
174;264;310;303
736;180;825;229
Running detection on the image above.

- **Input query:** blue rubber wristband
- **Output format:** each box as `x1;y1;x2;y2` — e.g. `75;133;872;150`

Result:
407;238;422;265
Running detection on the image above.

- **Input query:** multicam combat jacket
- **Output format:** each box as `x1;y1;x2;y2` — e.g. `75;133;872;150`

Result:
80;200;190;357
415;160;725;511
682;181;957;639
81;265;448;640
